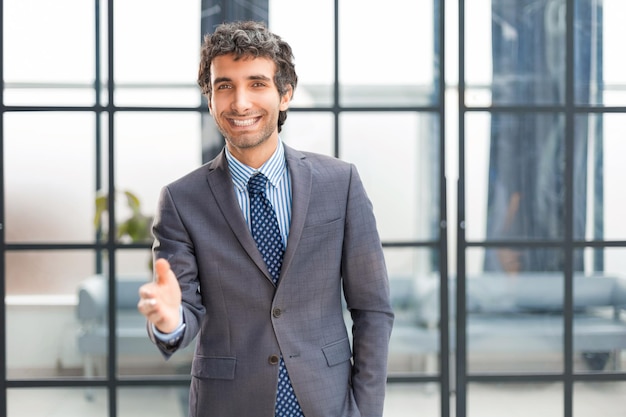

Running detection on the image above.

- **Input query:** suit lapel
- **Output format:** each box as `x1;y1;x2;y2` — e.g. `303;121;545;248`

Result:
281;145;312;280
206;150;275;284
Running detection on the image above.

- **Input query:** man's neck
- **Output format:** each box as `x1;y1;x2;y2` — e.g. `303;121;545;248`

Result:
227;136;279;169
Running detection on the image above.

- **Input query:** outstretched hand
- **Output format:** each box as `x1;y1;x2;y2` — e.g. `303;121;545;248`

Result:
138;258;182;334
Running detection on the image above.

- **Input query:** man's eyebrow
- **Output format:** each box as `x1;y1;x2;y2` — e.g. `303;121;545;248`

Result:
248;74;272;81
212;74;272;84
212;76;232;85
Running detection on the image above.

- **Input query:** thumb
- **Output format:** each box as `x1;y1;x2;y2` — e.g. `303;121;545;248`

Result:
154;258;175;286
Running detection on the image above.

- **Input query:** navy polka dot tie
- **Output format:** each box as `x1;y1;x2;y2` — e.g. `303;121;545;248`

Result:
247;173;304;417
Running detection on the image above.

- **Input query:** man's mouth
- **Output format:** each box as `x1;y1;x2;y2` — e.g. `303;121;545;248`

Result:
229;117;259;127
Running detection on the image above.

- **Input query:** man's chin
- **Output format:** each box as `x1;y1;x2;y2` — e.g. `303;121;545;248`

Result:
225;135;267;150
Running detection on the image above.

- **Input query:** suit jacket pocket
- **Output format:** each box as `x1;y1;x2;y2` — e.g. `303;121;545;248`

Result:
191;356;236;380
322;337;352;367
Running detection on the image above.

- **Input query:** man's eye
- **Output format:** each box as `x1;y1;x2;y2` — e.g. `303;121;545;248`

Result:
217;84;231;90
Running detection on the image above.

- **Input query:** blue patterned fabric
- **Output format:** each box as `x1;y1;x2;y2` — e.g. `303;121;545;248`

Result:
247;173;304;417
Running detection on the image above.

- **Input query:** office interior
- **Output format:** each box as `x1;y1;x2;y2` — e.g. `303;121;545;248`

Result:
1;0;626;416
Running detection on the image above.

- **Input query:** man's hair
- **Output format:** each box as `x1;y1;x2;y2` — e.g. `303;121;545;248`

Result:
198;20;298;132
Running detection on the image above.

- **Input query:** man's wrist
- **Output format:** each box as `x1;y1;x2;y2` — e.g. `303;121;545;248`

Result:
152;305;185;345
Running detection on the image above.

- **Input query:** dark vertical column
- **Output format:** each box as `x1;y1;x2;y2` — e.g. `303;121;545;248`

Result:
0;0;6;415
434;0;450;416
199;0;269;163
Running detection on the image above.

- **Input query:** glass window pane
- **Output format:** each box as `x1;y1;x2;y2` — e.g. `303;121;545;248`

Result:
575;114;626;241
339;0;437;107
6;251;96;379
5;112;96;243
463;0;492;106
466;248;564;373
384;383;440;416
574;381;626;417
282;112;334;156
468;382;563;417
574;0;603;105
118;387;188;417
114;0;201;107
580;0;626;106
466;113;566;249
8;388;108;416
269;0;335;107
574;248;626;373
386;247;440;376
3;0;96;106
467;0;566;106
114;112;202;226
340;112;440;242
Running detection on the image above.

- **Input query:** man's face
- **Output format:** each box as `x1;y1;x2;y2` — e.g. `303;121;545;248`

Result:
208;54;291;156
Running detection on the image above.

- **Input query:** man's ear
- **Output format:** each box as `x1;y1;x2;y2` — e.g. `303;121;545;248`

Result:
279;85;293;111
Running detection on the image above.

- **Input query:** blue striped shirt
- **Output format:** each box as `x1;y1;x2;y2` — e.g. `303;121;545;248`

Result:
224;139;292;246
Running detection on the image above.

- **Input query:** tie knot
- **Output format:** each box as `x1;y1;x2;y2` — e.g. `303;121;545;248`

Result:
247;173;268;196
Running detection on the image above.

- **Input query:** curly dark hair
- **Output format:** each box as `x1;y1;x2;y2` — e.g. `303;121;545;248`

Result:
198;21;298;133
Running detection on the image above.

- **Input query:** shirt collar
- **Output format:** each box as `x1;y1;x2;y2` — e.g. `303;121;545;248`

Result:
225;139;287;192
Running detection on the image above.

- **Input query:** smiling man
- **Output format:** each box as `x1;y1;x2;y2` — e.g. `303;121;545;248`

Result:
137;20;394;417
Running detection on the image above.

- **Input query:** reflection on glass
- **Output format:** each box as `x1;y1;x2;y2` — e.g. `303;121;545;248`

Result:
574;114;626;241
466;113;570;250
481;114;565;253
466;0;610;107
118;387;188;417
468;383;563;417
385;248;440;376
574;248;626;373
576;0;626;106
574;0;604;105
8;388;108;416
340;112;440;242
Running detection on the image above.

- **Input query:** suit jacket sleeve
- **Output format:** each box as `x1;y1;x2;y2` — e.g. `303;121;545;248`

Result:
148;185;206;357
341;164;394;417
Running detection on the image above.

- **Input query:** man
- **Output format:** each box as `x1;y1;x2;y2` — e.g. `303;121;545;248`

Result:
138;20;394;417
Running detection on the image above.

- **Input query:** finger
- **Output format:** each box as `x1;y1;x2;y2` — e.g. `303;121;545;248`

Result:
137;297;157;311
138;283;154;299
154;258;173;285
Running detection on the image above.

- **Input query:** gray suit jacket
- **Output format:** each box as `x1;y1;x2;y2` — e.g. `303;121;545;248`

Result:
149;144;394;417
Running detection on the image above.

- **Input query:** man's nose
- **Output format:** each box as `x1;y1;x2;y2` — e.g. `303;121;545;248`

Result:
231;89;252;113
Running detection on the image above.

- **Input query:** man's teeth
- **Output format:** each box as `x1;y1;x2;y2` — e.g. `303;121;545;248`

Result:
232;118;256;126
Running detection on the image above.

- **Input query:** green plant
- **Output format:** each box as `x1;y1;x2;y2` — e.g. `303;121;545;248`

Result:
94;189;153;243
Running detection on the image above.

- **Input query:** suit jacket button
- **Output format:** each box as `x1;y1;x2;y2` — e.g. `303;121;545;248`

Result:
272;308;282;318
269;355;280;365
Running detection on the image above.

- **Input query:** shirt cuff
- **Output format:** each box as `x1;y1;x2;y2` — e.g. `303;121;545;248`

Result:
152;305;185;345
